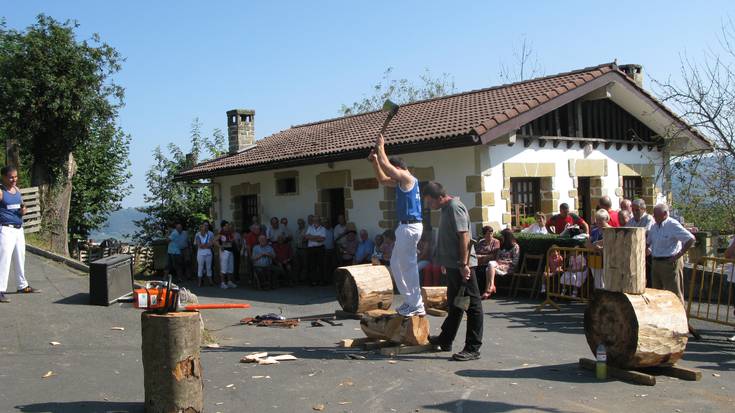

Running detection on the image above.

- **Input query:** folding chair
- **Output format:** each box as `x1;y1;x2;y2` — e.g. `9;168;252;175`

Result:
510;254;545;299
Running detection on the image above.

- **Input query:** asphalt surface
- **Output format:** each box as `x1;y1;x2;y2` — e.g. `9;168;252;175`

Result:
0;254;733;413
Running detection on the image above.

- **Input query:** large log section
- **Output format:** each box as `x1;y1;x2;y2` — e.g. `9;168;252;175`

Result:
142;311;203;413
601;227;647;294
335;264;393;313
584;289;688;369
360;313;430;346
421;286;448;310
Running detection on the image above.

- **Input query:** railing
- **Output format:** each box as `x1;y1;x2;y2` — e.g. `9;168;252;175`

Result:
686;256;735;327
21;186;41;233
535;245;602;312
73;241;154;275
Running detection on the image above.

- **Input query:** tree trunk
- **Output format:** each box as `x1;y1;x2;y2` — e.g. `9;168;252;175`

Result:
421;286;448;310
5;138;20;169
360;313;430;346
141;311;203;413
335;264;394;313
584;289;688;369
32;152;76;256
601;227;647;294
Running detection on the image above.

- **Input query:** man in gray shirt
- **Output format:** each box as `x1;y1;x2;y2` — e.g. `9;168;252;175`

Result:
423;181;483;361
628;198;654;230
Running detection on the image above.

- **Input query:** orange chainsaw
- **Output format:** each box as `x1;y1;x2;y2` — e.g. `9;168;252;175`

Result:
134;275;250;313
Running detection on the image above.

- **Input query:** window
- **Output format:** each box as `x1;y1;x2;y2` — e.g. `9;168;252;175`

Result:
276;177;297;195
623;176;643;200
510;178;540;225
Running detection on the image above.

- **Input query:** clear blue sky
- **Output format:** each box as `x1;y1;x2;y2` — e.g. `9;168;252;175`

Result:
3;1;733;207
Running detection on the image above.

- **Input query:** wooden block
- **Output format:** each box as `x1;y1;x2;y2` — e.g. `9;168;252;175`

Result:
380;344;436;356
421;287;448;310
601;227;647;294
579;358;656;386
364;309;397;317
648;364;702;381
360;314;429;346
363;340;393;350
426;308;448;317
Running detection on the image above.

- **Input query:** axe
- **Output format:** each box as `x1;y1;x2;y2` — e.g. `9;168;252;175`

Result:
378;99;400;136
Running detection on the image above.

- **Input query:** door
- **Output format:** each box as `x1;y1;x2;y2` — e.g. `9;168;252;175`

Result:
321;188;345;225
240;195;258;230
577;177;591;223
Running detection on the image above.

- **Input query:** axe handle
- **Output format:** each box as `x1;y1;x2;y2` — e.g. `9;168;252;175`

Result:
378;112;397;136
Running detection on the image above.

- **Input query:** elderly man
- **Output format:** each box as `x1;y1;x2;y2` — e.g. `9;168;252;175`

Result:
304;215;326;286
546;203;589;235
598;196;620;227
354;229;374;264
628;198;654;230
647;203;700;339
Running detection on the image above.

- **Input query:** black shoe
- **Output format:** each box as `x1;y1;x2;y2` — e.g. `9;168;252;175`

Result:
428;335;451;352
452;349;480;361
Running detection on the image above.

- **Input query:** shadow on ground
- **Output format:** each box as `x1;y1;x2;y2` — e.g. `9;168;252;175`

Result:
489;298;586;335
456;362;597;384
16;401;143;413
53;293;90;306
425;399;565;413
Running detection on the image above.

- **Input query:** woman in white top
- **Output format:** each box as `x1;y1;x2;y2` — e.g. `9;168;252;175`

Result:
195;222;215;286
521;212;548;234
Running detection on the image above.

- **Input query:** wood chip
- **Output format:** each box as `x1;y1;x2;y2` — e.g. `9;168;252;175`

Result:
257;357;280;365
240;352;268;363
338;401;352;405
312;404;325;411
207;343;221;348
388;360;398;364
271;354;297;361
251;375;270;379
110;327;125;331
42;371;55;378
49;341;61;346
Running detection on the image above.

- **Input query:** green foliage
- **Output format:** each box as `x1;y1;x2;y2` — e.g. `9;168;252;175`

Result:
340;67;455;115
134;119;225;244
508;232;586;260
519;216;536;227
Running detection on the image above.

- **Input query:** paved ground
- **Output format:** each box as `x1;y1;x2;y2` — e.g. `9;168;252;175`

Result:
1;254;734;413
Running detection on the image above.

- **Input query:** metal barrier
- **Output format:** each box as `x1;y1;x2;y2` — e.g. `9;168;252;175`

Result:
535;245;602;312
686;256;735;327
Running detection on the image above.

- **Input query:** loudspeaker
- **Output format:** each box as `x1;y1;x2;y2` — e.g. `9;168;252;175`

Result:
89;254;133;306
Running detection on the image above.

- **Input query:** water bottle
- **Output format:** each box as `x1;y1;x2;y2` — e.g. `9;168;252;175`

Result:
595;343;607;380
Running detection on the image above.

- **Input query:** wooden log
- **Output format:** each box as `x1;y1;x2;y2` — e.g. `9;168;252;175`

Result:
601;227;647;294
380;344;436;356
360;314;429;346
335;264;394;313
426;308;448;317
584;289;688;369
579;358;656;386
421;286;448;310
142;311;203;413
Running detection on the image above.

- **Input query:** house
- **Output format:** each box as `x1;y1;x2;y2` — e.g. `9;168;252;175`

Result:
176;63;711;237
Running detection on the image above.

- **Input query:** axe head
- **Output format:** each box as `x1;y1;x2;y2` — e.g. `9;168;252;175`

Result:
382;99;399;117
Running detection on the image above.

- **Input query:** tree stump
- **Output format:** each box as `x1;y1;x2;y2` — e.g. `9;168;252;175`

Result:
360;313;429;346
601;227;646;294
421;286;448;310
584;289;688;369
142;311;203;413
335;264;393;313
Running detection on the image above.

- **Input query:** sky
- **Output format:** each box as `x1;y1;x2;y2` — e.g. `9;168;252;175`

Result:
3;1;733;208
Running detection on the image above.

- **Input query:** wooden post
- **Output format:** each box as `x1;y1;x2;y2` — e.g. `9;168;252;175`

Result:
421;287;448;310
142;311;203;413
601;227;646;294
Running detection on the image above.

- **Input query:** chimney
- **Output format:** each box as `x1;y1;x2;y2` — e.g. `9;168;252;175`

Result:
226;109;255;154
618;64;644;88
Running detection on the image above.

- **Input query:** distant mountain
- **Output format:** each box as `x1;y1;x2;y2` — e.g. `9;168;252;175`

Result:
89;207;147;242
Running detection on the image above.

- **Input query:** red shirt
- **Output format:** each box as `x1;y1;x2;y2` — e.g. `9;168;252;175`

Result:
245;233;259;254
273;242;293;263
606;208;620;227
548;213;587;234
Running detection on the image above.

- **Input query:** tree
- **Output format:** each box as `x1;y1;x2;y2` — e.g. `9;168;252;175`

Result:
340;67;455;115
498;35;542;83
656;20;735;231
0;15;125;255
134;119;225;244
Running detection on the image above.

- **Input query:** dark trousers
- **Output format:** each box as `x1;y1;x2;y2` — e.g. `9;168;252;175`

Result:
233;249;241;281
306;246;325;284
167;253;185;281
437;267;484;353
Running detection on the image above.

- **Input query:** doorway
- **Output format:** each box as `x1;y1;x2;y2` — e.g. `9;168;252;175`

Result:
577;177;591;223
321;188;345;225
240;195;258;230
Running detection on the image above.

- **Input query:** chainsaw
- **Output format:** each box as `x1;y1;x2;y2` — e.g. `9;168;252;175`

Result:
134;274;250;313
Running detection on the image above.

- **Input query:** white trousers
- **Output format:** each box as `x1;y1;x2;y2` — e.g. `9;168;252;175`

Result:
390;223;424;309
197;252;213;278
0;226;28;292
220;250;234;274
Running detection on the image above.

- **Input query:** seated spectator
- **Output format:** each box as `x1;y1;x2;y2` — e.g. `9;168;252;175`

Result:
273;233;294;285
417;230;433;273
252;234;278;289
522;212;548;234
547;203;590;234
482;229;520;299
371;234;385;264
380;230;395;266
586;208;611;289
340;229;359;265
597;196;620;227
560;249;587;297
543;249;564;293
354;229;374;264
475;226;500;291
245;224;261;256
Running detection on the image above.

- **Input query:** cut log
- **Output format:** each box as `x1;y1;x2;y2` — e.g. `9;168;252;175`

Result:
335;264;394;313
360;314;429;346
141;311;203;413
421;286;448;310
601;227;646;294
584;289;688;369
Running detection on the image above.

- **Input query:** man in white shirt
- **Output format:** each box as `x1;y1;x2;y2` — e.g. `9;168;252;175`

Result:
304;215;327;286
628;199;654;231
333;214;347;248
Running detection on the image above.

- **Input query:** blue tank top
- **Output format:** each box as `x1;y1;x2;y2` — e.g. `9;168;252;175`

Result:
0;186;23;226
396;178;423;222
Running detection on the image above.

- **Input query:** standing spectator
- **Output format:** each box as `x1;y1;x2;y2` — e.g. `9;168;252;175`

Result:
245;224;261;257
417;230;434;273
475;226;500;293
423;181;482;361
354;229;374;264
279;217;293;243
167;222;186;282
484;229;520;298
232;226;243;282
252;234;278;289
176;225;192;280
304;215;326;286
628;198;654;230
521;212;548;234
0;166;34;302
380;230;395;265
618;209;632;227
266;217;281;243
546;203;590;234
273;233;294;285
598;196;620;227
647;203;700;339
195;222;214;287
333;214;348;249
215;220;238;289
294;218;308;282
586;209;611;289
322;217;337;283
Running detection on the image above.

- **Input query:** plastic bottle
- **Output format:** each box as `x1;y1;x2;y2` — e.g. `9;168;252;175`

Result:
595;343;607;380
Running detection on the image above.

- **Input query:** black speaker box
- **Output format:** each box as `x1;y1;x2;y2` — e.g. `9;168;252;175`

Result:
89;254;133;306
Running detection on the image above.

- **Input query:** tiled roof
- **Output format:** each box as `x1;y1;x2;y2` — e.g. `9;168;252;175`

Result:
177;63;705;179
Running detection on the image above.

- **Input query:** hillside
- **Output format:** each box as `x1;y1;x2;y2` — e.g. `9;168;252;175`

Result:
89;207;146;242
